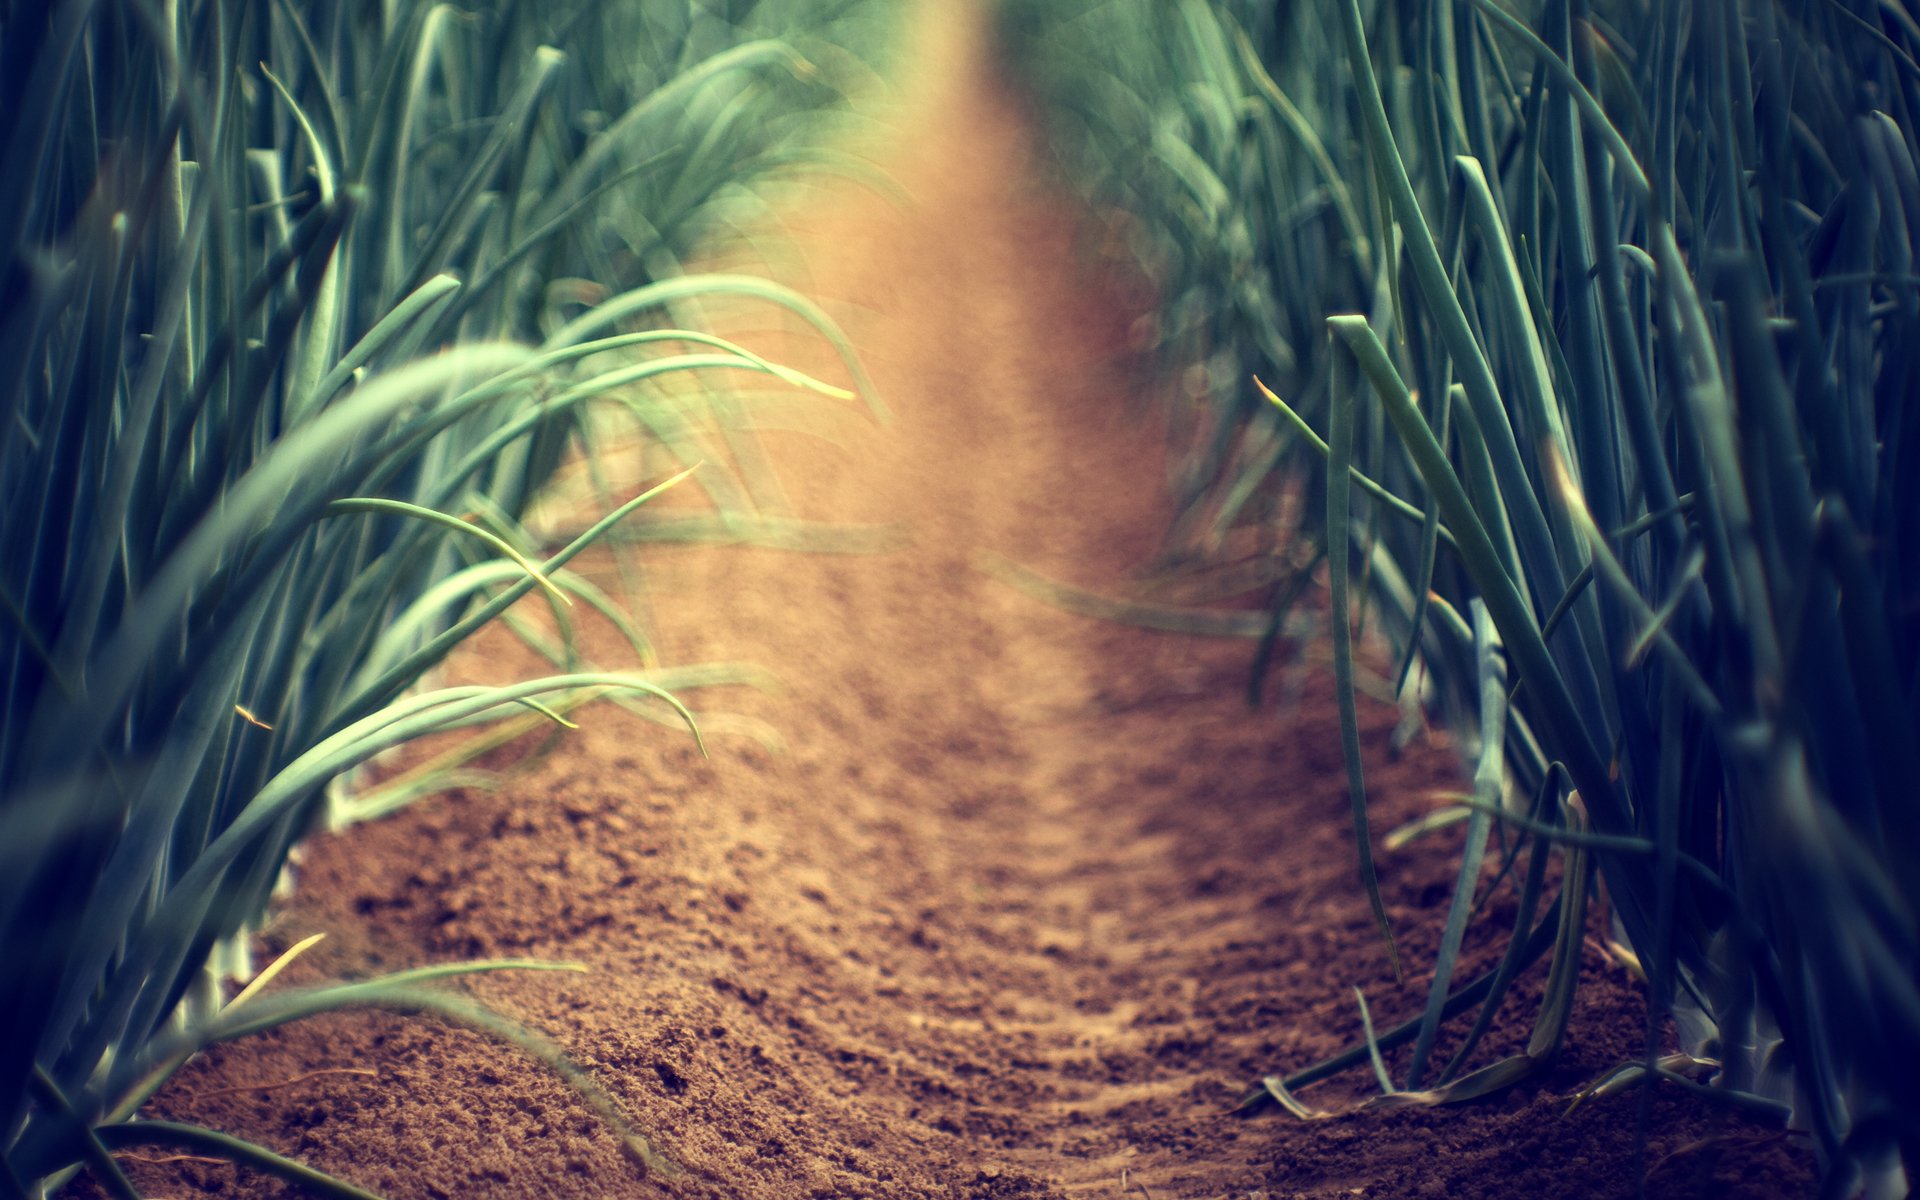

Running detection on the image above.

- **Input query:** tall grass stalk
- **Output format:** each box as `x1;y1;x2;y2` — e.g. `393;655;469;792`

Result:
1005;0;1920;1189
0;1;891;1194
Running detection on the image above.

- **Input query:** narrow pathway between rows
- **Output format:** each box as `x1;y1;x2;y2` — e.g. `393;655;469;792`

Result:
124;6;1798;1199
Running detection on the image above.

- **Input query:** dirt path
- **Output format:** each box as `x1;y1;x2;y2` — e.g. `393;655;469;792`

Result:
119;7;1810;1199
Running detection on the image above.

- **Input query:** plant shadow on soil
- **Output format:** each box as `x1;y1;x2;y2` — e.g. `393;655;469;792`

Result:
88;5;1814;1198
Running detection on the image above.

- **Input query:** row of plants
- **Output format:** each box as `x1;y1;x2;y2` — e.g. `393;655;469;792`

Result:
1000;0;1920;1193
0;1;892;1195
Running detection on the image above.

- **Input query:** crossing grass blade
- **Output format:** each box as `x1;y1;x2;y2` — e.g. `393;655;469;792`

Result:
1404;600;1504;1091
1326;347;1403;983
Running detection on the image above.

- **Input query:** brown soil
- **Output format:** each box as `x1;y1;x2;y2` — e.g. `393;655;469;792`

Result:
100;6;1814;1199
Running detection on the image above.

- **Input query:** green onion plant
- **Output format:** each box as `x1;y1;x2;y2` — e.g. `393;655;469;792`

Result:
1004;0;1920;1191
0;1;891;1195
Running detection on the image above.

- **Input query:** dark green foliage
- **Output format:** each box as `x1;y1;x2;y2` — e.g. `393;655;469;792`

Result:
0;1;890;1193
1004;0;1920;1190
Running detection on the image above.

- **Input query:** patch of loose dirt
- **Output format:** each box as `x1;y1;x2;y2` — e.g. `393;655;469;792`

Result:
99;5;1814;1198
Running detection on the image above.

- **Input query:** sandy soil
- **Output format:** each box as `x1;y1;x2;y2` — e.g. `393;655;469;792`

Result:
98;6;1813;1198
